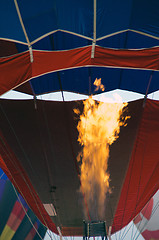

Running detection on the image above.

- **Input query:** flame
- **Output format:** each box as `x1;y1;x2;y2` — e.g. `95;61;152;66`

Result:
94;78;105;92
75;95;129;220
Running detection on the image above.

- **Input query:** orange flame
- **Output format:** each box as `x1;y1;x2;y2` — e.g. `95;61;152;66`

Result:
94;78;105;92
75;94;129;220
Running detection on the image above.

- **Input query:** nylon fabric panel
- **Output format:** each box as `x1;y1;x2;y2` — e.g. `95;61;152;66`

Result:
17;0;93;42
0;0;26;43
98;31;159;49
0;52;32;95
32;46;91;78
96;0;132;39
31;32;91;51
1;0;159;43
130;0;159;38
93;46;159;71
112;99;159;233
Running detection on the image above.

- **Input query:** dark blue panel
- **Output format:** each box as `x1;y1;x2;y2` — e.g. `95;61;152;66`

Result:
16;31;91;52
98;31;159;49
130;0;159;38
146;71;159;94
30;67;121;95
0;0;26;42
97;32;128;49
97;0;132;39
1;0;159;45
30;68;90;95
119;69;159;94
91;67;121;94
32;32;92;51
126;31;159;49
17;0;93;42
30;67;159;95
18;0;58;42
16;30;159;53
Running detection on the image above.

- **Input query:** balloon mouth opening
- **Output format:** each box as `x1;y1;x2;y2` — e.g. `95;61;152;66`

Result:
83;220;107;239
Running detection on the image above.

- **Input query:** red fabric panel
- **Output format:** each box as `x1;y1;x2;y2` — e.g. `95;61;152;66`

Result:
94;46;159;70
142;229;159;240
0;52;32;95
1;46;159;95
112;99;159;233
32;46;159;78
32;46;91;77
0;130;58;234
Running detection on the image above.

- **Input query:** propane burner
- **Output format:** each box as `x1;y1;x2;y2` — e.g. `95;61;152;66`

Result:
83;221;107;240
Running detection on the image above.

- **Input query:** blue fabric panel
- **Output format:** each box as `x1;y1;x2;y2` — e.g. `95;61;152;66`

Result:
31;68;90;95
0;0;26;42
30;67;159;95
32;32;92;51
119;69;159;94
98;31;159;49
30;67;122;95
96;0;133;39
16;31;91;52
130;0;159;38
126;31;159;49
1;0;159;43
17;0;59;42
16;30;159;53
17;0;93;42
97;32;128;49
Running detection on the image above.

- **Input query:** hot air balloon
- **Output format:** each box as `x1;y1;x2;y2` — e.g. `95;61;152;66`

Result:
0;168;47;240
0;0;159;239
134;190;159;240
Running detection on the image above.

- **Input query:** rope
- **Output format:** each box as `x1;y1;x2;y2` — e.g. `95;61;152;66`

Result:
13;0;33;62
